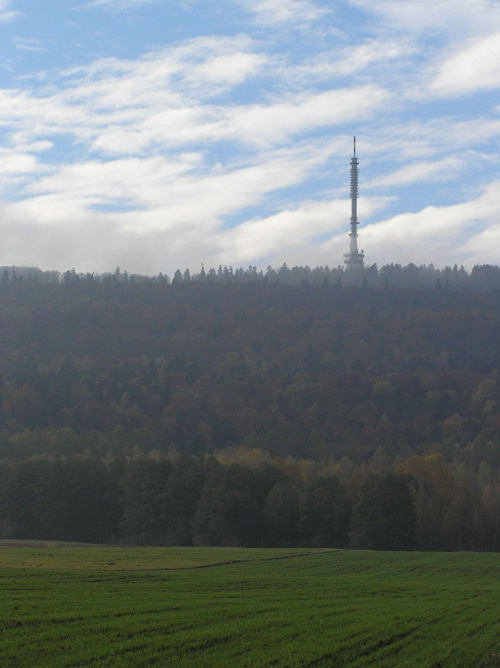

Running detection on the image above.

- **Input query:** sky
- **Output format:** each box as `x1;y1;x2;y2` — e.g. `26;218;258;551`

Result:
0;0;499;275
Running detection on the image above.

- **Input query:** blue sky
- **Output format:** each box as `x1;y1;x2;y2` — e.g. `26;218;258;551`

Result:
0;0;499;274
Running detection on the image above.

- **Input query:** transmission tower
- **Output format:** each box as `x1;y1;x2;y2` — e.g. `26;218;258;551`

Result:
343;136;365;270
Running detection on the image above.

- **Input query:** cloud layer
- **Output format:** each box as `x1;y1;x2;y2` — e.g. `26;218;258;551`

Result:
0;0;498;274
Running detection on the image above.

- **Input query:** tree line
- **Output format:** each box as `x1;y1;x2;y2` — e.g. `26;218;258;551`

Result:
0;454;415;550
4;260;500;291
1;450;498;551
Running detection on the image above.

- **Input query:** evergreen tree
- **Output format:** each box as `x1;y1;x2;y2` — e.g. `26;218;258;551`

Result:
298;475;351;547
350;473;416;550
263;482;300;547
161;456;207;545
192;463;268;547
119;458;172;545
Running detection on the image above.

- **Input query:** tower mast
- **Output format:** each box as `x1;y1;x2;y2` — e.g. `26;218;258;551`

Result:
344;136;364;270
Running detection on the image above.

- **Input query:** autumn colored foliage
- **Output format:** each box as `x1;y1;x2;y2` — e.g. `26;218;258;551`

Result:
0;263;500;549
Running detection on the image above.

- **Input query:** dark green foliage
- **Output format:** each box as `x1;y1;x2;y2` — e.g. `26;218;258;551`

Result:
1;454;499;551
191;463;276;547
161;455;208;546
298;475;351;547
3;459;49;539
119;458;172;544
3;458;118;543
350;474;417;550
263;482;300;547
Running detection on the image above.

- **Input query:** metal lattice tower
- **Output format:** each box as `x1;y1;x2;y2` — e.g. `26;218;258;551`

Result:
344;136;364;270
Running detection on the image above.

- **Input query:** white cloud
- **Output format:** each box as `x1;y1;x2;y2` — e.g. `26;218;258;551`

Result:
215;194;389;266
86;0;330;26
22;140;339;227
346;2;500;105
273;38;417;92
356;115;500;170
0;36;271;155
0;35;384;249
124;85;388;152
0;2;498;275
430;32;500;96
351;0;500;36
2;164;500;274
0;190;388;274
0;11;17;22
0;0;19;22
367;157;465;188
58;34;266;106
238;0;330;26
0;36;388;160
12;139;53;153
216;86;388;148
0;139;346;272
462;224;500;265
359;181;500;267
0;148;45;199
13;38;46;53
331;40;416;76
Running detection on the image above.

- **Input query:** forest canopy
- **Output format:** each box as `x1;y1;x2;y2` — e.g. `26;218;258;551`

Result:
0;262;500;550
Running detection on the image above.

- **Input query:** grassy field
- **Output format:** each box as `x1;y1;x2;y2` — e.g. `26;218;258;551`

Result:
0;545;499;667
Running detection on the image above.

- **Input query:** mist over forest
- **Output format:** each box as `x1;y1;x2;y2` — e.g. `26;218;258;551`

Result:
1;262;500;551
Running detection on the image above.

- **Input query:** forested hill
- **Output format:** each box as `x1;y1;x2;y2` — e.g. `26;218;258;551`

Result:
0;264;499;463
1;264;500;550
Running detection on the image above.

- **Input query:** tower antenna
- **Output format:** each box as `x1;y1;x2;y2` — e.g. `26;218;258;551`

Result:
343;136;364;270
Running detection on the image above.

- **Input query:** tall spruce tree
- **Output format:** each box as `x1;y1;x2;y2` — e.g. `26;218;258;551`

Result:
350;473;416;550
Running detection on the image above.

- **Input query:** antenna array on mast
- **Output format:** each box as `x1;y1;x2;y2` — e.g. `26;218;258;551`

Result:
343;136;364;270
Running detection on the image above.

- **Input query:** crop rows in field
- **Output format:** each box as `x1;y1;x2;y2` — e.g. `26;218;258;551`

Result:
1;548;499;667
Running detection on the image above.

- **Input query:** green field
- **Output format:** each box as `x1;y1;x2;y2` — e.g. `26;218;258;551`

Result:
1;546;499;667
